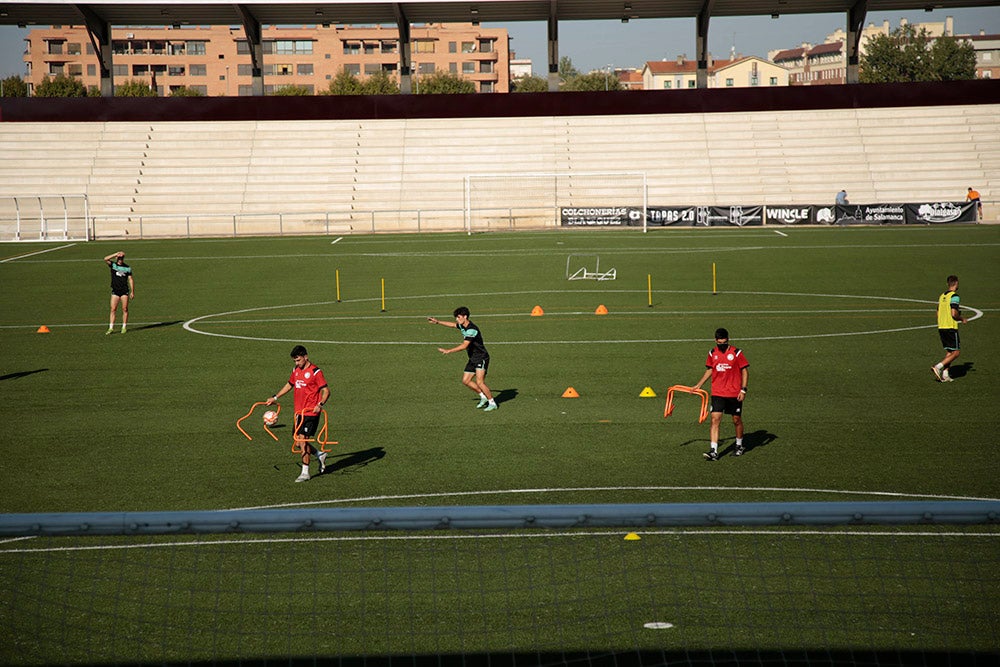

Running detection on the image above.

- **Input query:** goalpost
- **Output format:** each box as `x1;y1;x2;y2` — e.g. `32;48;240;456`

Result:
0;194;91;242
464;171;648;234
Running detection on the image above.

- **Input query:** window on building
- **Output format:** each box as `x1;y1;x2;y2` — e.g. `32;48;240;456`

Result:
238;64;253;76
298;63;314;75
344;63;361;75
113;64;128;77
152;65;167;75
462;62;476;74
67;42;81;55
86;43;94;55
343;42;361;55
364;63;381;75
770;76;778;85
168;42;185;55
187;41;206;55
189;64;207;76
47;41;64;55
67;63;82;76
663;81;672;89
481;81;494;92
381;41;397;54
48;63;64;75
688;80;696;88
461;41;475;53
480;61;493;74
150;41;166;55
725;78;734;87
413;40;435;53
112;40;129;55
417;62;435;74
449;42;457;53
274;64;293;76
450;62;458;73
478;39;494;53
169;66;185;76
364;42;377;55
132;65;149;75
132;41;148;55
87;64;96;76
237;40;249;54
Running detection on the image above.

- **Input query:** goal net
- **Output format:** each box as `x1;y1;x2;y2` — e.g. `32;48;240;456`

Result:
1;502;998;665
464;171;647;233
0;194;90;242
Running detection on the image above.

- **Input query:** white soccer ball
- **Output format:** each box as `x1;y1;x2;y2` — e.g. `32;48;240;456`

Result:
263;410;278;426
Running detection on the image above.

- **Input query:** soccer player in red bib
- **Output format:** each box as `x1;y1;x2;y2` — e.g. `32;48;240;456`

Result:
693;328;749;460
266;345;330;482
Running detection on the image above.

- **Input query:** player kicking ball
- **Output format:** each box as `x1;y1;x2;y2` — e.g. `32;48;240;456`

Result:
692;328;749;460
428;307;498;411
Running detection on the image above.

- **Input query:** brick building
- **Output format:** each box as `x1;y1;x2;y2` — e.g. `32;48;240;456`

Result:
23;23;510;95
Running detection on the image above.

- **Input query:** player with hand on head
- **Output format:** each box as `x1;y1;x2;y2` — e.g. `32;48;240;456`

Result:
692;328;749;460
266;345;330;482
103;251;134;335
428;306;497;411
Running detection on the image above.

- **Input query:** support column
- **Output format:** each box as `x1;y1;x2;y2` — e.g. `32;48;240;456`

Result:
236;4;264;96
547;0;559;92
77;4;113;96
696;0;715;89
846;0;868;84
394;4;413;94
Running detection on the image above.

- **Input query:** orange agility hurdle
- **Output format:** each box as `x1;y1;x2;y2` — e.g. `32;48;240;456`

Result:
290;409;339;455
663;385;710;423
236;402;281;441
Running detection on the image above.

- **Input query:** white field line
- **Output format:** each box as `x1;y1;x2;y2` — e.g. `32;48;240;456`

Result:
0;243;76;263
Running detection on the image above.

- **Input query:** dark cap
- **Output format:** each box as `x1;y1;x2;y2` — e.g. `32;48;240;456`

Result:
714;328;729;340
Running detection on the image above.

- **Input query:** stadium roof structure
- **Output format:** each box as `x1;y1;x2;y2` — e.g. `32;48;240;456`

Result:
2;0;993;93
0;1;995;27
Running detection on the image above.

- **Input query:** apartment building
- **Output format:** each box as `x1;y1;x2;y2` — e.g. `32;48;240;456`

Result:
23;23;510;95
641;55;787;90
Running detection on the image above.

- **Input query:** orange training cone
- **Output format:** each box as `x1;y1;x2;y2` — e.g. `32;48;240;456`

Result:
562;387;580;398
36;325;51;333
595;304;609;315
530;305;544;316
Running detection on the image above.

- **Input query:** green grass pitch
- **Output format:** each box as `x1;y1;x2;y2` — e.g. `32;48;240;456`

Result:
1;225;998;663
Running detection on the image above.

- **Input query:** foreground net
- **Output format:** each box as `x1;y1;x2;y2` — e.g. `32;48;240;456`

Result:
1;502;998;666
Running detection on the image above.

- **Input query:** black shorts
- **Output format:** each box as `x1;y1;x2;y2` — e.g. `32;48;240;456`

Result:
294;414;320;439
464;356;489;375
938;329;960;351
111;287;130;297
711;395;744;416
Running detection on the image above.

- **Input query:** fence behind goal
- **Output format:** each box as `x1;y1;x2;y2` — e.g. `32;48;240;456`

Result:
1;501;998;666
464;171;648;233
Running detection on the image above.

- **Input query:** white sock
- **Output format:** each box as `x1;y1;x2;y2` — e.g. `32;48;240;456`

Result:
710;442;718;452
479;392;487;400
934;363;944;370
488;399;497;407
301;464;309;476
736;438;743;447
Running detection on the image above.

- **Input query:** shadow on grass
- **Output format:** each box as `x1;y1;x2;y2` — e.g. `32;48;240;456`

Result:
322;447;386;475
495;388;518;404
0;368;48;382
131;320;184;332
948;361;974;379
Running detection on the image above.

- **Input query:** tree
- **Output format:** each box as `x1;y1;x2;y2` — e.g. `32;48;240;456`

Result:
415;71;476;94
360;69;399;95
562;71;623;92
511;75;548;93
35;74;88;97
169;86;205;97
325;68;363;95
115;79;157;97
558;56;579;81
860;24;976;83
272;84;311;96
0;75;28;97
929;36;977;81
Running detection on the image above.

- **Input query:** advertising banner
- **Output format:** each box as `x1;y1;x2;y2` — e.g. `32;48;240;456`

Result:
559;207;636;227
905;202;977;224
765;206;816;225
697;206;764;227
645;206;698;227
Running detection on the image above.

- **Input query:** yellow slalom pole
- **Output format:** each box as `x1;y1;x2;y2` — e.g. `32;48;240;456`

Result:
712;263;717;295
336;269;341;303
380;278;386;312
647;274;653;308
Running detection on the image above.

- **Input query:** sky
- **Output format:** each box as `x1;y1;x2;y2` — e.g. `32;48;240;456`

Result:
1;7;997;80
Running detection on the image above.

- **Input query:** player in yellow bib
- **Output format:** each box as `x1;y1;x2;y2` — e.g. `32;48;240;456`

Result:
932;275;968;382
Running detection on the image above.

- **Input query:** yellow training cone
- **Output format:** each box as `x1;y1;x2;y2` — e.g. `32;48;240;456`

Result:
639;387;657;398
624;532;641;541
530;305;544;316
36;325;51;333
562;387;580;398
595;304;609;315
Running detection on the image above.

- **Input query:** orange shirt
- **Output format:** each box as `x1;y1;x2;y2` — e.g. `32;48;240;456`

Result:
967;189;980;201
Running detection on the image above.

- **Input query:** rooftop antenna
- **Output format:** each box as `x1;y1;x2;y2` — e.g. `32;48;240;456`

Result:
730;32;737;60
